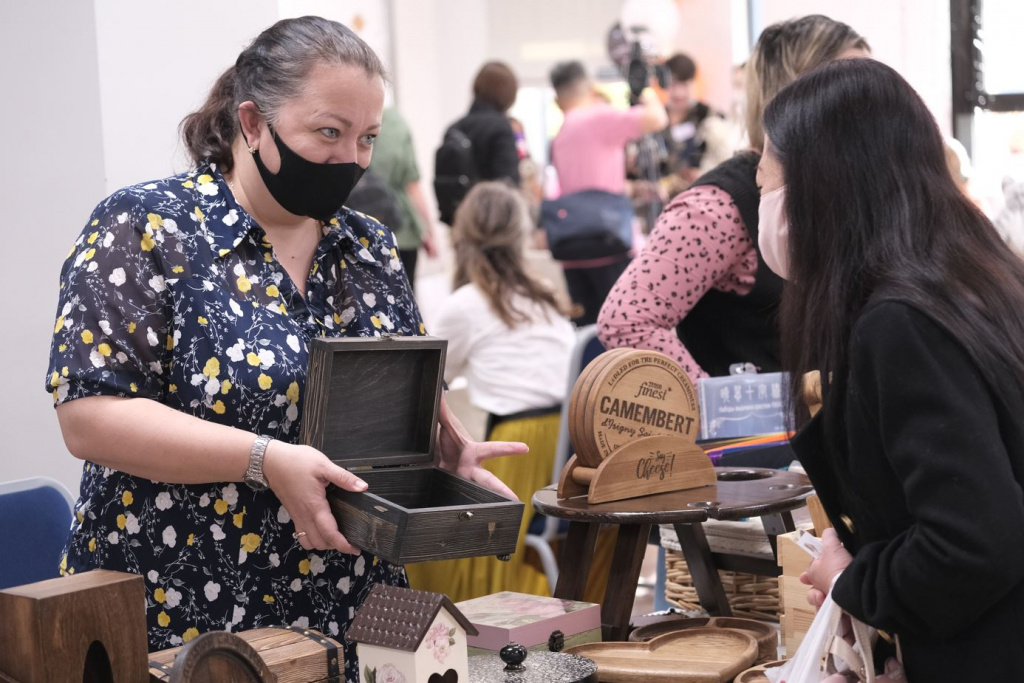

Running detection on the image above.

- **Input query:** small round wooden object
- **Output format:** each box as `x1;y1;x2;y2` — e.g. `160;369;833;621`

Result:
469;649;598;683
168;631;275;683
570;348;629;467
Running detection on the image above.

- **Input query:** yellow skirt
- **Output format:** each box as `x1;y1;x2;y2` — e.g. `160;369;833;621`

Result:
405;412;559;603
405;412;618;605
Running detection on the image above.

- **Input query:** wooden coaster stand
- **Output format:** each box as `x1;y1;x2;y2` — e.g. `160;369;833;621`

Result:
558;350;714;504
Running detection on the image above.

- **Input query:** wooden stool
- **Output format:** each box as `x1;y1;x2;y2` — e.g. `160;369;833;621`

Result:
0;569;148;683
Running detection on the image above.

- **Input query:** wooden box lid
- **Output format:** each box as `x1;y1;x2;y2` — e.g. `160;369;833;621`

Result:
300;336;446;469
149;626;342;683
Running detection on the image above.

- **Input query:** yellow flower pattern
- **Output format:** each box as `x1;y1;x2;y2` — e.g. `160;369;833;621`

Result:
45;162;420;668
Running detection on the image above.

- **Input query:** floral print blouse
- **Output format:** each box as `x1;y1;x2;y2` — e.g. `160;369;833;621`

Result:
46;161;424;681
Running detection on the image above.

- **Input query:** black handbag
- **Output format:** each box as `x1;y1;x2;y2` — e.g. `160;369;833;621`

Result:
540;190;634;261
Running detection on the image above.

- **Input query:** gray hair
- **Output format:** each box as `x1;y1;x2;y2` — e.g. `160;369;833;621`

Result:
181;15;387;171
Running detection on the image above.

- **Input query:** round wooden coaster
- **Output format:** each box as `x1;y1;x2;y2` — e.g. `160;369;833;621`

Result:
587;350;699;462
572;349;630;468
567;353;609;463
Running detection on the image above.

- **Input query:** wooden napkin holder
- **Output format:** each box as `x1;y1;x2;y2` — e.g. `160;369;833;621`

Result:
301;336;523;565
557;349;714;504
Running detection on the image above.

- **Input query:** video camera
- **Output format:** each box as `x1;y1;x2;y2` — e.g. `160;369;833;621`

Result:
624;26;671;104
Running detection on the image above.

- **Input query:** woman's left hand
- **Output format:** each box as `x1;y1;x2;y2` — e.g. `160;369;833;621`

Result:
800;528;854;608
436;396;528;500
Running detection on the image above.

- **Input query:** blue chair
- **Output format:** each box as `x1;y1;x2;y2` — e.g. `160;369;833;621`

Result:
524;325;605;591
0;477;76;589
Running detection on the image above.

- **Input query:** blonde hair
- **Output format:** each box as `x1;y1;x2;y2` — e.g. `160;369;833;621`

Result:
746;15;869;151
452;182;566;327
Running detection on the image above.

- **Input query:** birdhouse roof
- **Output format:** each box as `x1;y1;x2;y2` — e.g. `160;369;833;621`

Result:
345;584;478;652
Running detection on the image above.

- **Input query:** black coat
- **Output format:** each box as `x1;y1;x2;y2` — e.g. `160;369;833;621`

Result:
791;300;1024;681
450;99;520;185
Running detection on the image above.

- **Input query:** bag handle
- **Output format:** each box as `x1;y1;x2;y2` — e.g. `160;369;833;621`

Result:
821;607;877;682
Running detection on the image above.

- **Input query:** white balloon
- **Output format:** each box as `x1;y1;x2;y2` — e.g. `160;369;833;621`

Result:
620;0;680;58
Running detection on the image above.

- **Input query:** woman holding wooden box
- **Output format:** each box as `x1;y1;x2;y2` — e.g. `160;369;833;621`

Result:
44;16;522;680
760;57;1024;680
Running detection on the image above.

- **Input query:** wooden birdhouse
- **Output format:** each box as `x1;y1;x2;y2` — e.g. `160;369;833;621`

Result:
346;584;478;683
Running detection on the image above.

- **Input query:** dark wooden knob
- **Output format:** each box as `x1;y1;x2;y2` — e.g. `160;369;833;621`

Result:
500;643;528;671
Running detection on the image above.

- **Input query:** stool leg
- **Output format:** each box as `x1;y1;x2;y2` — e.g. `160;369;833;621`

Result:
553;521;599;601
673;523;732;617
601;523;650;642
762;511;796;558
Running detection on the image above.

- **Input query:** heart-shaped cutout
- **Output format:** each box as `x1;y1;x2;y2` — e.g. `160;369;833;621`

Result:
568;627;757;682
628;616;777;663
427;669;458;683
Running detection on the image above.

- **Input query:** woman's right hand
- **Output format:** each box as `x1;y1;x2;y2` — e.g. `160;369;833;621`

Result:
262;441;368;554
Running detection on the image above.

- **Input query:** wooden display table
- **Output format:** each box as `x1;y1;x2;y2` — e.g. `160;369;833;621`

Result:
532;467;812;641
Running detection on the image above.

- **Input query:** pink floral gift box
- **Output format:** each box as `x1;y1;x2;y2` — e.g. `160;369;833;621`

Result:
455;591;601;655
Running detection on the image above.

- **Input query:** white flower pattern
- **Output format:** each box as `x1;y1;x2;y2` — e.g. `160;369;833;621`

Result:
47;162;420;682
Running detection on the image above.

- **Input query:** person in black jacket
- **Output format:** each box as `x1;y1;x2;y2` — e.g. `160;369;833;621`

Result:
759;57;1024;681
449;61;521;185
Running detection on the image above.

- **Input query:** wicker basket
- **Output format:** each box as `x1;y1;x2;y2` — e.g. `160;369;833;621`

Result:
664;548;781;622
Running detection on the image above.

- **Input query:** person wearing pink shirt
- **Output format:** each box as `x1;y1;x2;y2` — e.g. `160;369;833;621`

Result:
548;60;667;325
597;16;869;382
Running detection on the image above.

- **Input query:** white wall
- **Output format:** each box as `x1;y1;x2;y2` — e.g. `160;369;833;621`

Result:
0;1;107;492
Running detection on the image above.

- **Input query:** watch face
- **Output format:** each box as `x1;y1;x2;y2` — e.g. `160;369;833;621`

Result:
244;476;268;492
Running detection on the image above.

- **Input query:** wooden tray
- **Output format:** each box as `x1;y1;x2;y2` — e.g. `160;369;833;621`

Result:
628;616;777;664
566;627;757;682
734;659;786;683
302;337;523;564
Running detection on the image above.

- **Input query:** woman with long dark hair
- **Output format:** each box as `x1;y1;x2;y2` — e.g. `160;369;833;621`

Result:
761;57;1024;679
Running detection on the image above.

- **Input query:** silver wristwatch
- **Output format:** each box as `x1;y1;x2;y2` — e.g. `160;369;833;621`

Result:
243;435;272;491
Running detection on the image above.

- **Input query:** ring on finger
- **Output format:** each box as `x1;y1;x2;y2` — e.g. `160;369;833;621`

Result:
292;531;307;540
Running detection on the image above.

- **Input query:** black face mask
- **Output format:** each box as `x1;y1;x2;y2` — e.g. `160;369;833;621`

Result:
252;127;366;222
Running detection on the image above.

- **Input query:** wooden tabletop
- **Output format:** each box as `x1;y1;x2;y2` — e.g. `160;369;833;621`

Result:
532;467;812;524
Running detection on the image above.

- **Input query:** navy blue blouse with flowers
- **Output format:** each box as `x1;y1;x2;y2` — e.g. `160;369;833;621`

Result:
46;161;424;679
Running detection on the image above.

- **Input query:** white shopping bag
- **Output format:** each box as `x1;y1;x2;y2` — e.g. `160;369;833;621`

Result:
766;588;878;683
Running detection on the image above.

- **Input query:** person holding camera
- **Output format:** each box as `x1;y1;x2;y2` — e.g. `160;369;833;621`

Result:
546;60;667;326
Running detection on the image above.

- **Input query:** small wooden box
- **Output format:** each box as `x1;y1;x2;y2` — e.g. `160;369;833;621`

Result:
149;626;342;682
301;336;524;565
456;591;602;657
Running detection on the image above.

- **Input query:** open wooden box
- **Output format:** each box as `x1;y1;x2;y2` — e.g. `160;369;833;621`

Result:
300;336;524;565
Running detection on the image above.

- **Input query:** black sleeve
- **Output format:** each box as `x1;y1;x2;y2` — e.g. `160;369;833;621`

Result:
488;120;521;185
832;303;1024;639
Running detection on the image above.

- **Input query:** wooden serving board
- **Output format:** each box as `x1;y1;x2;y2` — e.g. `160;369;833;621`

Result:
588;350;700;463
628;616;777;663
566;627;757;682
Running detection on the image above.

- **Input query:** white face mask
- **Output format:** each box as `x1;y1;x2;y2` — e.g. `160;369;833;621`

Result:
758;185;790;280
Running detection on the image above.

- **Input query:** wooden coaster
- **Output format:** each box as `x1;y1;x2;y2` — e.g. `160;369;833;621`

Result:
589;350;699;462
567;627;757;682
571;349;630;468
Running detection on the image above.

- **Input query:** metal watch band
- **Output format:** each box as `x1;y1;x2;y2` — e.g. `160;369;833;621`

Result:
244;435;272;491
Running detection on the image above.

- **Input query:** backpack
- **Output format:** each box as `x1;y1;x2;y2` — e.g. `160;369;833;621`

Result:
346;169;404;233
433;126;478;225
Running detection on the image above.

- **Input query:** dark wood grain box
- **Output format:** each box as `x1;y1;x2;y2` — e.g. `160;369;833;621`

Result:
300;336;524;565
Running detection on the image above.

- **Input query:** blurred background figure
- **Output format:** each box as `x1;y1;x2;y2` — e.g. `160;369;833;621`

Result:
406;181;575;602
348;106;436;289
434;61;521;227
546;59;667;326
